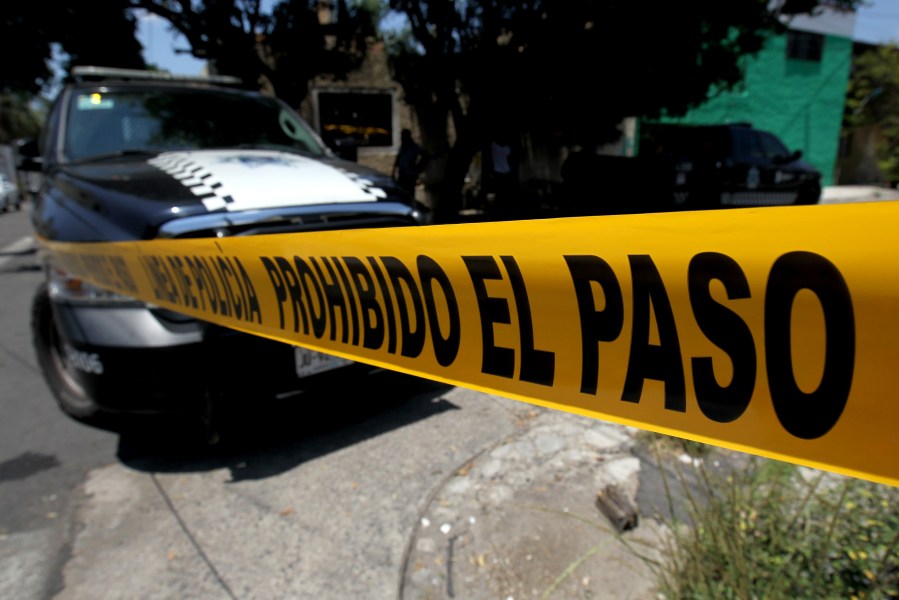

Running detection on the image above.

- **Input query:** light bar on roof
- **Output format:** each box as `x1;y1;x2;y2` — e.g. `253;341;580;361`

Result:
70;66;242;86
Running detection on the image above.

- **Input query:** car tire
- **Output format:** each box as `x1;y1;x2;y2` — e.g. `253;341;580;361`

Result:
31;283;109;426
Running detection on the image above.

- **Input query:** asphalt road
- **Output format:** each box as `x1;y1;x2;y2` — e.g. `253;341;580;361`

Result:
0;206;120;598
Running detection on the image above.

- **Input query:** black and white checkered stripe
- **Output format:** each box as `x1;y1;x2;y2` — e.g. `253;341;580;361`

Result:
337;168;387;200
148;154;235;210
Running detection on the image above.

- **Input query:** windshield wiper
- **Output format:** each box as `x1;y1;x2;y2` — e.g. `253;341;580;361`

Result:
211;142;321;157
69;148;162;165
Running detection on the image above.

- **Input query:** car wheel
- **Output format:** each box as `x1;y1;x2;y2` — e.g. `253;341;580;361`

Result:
31;283;108;425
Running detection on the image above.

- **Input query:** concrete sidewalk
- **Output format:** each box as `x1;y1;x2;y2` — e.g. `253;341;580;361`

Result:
400;408;671;600
52;387;674;600
820;185;899;204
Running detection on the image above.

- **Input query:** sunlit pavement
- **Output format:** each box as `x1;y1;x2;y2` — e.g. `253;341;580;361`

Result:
820;185;899;204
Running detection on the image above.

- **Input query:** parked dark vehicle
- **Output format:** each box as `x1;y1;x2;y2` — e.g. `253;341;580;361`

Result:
562;122;822;215
21;66;426;433
639;122;822;209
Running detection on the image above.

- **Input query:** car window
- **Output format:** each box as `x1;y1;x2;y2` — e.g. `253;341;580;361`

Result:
642;126;728;162
758;131;790;160
679;128;724;163
731;128;765;161
63;87;326;162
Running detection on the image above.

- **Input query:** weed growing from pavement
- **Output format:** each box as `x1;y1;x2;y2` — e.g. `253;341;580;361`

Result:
509;433;899;599
647;434;899;599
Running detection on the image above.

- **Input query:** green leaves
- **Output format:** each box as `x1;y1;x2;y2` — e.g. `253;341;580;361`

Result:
846;43;899;183
658;445;899;599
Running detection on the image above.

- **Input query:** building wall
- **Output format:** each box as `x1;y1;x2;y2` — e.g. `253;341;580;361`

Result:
663;30;854;185
299;40;418;177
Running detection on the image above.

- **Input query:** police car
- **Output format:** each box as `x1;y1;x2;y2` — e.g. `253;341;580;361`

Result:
22;66;426;432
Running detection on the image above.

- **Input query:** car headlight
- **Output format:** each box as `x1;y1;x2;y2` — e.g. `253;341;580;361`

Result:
47;267;144;306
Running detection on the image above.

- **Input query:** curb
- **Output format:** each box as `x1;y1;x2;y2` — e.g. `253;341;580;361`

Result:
400;407;670;600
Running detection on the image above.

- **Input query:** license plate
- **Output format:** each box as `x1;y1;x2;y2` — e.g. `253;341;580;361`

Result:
294;347;352;378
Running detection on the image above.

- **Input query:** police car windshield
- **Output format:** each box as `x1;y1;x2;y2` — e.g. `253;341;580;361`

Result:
64;87;327;163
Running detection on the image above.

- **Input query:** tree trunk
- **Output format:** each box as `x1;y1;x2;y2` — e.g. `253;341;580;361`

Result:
422;87;481;224
432;135;477;223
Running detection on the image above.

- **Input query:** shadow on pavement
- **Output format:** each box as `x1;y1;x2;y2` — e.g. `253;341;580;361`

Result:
115;368;456;481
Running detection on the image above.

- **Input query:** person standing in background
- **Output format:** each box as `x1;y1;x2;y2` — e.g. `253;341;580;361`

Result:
486;131;518;209
393;128;426;197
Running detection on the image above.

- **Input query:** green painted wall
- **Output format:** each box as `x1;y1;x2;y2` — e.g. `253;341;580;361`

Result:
661;32;853;185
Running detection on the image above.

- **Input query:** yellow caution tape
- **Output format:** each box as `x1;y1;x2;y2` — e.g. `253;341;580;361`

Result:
38;202;899;487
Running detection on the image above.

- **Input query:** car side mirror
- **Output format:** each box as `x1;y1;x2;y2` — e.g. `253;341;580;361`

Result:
15;138;43;171
773;149;802;165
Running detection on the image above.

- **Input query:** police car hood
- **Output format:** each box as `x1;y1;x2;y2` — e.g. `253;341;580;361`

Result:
56;149;407;239
144;149;394;212
61;148;398;213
